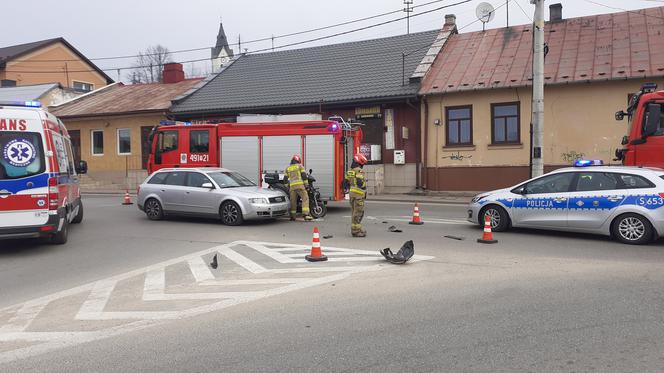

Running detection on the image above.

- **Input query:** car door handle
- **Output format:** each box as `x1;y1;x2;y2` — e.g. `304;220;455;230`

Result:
554;197;567;202
607;196;623;202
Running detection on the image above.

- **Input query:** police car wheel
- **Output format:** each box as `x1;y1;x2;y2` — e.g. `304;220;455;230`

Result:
612;213;653;245
480;205;509;232
220;201;243;226
144;199;164;221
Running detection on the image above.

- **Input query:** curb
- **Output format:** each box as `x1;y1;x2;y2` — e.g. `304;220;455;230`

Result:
366;197;467;205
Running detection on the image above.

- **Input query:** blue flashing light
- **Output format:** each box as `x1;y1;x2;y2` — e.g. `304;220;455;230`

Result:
159;120;192;126
328;122;340;133
641;83;658;92
0;100;42;108
574;159;604;167
24;101;41;107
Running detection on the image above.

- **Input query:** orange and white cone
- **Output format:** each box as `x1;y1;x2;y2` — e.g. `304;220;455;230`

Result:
477;214;497;244
409;203;424;225
306;227;328;262
122;191;133;205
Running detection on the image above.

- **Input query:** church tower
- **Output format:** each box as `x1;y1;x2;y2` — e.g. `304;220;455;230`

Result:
211;21;234;73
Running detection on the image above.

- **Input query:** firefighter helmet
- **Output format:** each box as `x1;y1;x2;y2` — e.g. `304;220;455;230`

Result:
291;154;302;163
353;153;368;165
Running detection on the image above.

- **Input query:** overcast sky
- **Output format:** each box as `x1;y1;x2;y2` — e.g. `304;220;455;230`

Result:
3;0;659;82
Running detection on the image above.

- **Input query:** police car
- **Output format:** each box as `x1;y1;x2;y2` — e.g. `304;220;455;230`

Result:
0;101;85;244
468;160;664;245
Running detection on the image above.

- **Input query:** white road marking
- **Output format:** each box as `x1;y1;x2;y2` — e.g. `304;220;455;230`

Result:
217;246;268;273
187;256;216;282
0;299;49;333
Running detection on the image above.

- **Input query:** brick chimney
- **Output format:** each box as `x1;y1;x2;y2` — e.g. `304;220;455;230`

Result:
445;14;456;26
549;3;562;22
162;63;185;84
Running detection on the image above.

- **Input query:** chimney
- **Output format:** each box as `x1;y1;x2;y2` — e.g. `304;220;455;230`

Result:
445;14;456;26
0;79;17;87
162;63;185;84
549;3;562;22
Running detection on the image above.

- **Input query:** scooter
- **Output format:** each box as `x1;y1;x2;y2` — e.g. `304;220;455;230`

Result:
264;169;327;218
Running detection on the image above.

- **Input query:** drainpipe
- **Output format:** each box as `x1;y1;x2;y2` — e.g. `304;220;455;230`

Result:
422;95;429;190
406;98;421;189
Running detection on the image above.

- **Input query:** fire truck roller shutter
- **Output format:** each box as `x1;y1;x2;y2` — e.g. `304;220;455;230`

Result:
220;137;260;184
262;136;301;177
305;135;335;201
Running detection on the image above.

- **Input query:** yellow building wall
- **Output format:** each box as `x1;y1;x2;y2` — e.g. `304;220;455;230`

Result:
1;42;108;88
424;79;664;169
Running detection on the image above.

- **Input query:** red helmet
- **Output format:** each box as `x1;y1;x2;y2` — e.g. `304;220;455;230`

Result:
353;153;368;165
291;154;302;163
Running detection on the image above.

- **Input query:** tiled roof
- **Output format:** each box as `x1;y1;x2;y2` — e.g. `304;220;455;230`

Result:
171;30;440;115
420;6;664;94
50;79;202;118
0;83;60;101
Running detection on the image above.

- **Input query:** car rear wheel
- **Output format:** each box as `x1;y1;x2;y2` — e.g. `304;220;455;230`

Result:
51;217;69;245
612;213;653;245
479;205;510;232
72;200;84;224
220;201;243;226
144;198;164;221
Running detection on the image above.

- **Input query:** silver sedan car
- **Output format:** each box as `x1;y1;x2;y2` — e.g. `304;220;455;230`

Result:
138;168;289;225
468;165;664;245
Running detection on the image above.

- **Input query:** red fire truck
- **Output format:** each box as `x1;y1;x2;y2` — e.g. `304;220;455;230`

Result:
147;118;363;201
615;83;664;167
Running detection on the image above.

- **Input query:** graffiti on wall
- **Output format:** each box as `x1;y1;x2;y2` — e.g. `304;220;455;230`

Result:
443;152;473;161
560;150;585;163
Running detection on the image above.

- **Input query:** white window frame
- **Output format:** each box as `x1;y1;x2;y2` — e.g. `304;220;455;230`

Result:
91;130;104;156
72;80;95;92
117;128;132;155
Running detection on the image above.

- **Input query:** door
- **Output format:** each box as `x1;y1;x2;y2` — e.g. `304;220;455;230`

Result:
69;130;81;165
140;126;152;170
182;172;219;215
511;172;575;228
305;135;334;199
159;171;188;211
186;128;217;168
221;136;259;184
154;129;181;169
262;135;302;176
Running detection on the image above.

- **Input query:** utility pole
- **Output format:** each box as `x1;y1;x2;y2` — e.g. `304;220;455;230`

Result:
404;0;413;34
506;0;509;27
238;35;242;55
530;0;545;177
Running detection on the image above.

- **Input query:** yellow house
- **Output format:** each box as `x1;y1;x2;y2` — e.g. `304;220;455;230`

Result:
419;5;664;191
0;37;113;90
49;64;202;190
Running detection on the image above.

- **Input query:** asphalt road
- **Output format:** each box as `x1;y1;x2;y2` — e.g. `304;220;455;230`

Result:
2;196;664;372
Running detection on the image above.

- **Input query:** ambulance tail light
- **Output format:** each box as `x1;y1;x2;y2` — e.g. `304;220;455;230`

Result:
659;193;664;199
48;177;59;210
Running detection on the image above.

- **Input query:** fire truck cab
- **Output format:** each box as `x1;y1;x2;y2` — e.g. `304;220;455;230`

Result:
147;118;362;201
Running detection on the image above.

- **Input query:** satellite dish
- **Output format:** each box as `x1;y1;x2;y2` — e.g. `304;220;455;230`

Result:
476;2;496;26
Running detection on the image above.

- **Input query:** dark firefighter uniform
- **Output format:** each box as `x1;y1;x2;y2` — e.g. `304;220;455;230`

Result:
344;154;368;237
285;156;312;221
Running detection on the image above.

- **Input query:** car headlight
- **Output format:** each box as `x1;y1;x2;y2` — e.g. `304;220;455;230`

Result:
471;195;488;203
248;198;268;204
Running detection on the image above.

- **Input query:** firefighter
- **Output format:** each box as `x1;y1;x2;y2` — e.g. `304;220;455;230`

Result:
343;153;368;237
285;155;312;221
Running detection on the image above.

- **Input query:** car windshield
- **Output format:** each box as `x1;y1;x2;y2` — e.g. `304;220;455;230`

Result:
0;132;46;180
208;171;256;188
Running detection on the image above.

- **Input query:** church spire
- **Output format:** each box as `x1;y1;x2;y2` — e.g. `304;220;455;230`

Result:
211;20;234;73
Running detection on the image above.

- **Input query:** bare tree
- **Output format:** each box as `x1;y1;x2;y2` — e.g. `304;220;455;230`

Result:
128;45;173;84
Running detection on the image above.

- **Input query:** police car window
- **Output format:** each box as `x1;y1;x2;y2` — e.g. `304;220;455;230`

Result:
186;172;211;188
147;172;168;184
617;173;655;189
574;172;619;192
158;131;178;153
190;131;209;153
163;172;187;186
524;173;574;194
0;132;46;180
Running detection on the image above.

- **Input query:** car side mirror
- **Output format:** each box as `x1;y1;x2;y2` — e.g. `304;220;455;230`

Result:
644;103;661;137
76;160;88;174
201;182;214;189
615;111;626;121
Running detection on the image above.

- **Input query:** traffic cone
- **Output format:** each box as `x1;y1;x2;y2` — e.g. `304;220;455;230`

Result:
409;203;424;225
477;214;497;244
306;227;328;262
122;191;133;205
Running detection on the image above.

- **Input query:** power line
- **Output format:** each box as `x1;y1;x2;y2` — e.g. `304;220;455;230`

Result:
12;0;454;64
583;0;664;21
513;0;532;22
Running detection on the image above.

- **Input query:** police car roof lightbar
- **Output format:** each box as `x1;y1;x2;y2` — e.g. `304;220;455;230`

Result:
0;100;42;108
574;159;604;167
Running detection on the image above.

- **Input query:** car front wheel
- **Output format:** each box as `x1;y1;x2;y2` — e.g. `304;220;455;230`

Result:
220;201;244;226
612;213;653;245
479;205;510;232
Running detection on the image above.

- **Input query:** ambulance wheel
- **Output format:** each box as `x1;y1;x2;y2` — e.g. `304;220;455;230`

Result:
479;205;509;232
611;213;654;245
72;200;84;224
220;201;243;226
51;218;69;245
144;198;164;221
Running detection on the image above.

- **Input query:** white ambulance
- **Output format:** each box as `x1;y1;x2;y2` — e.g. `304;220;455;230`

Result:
0;101;85;244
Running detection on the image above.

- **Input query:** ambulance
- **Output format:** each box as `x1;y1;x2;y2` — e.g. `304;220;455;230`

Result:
0;101;85;244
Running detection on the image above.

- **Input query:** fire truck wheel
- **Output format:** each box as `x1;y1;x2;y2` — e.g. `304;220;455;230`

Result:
72;200;84;224
51;218;69;245
220;201;244;226
144;198;164;221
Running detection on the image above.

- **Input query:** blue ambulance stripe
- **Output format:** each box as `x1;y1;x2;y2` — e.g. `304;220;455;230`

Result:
0;174;50;194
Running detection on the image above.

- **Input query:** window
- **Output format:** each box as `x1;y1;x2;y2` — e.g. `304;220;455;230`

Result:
117;129;131;155
574;172;618;192
492;103;520;144
91;130;104;155
148;172;168;184
642;103;664;136
208;171;256;188
0;132;46;179
163;172;187;186
522;172;574;194
73;81;94;92
618;173;655;189
445;106;472;146
158;131;178;153
190;130;209;153
186;172;212;188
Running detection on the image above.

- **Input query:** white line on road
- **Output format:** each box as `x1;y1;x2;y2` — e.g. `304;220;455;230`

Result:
187;256;216;282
